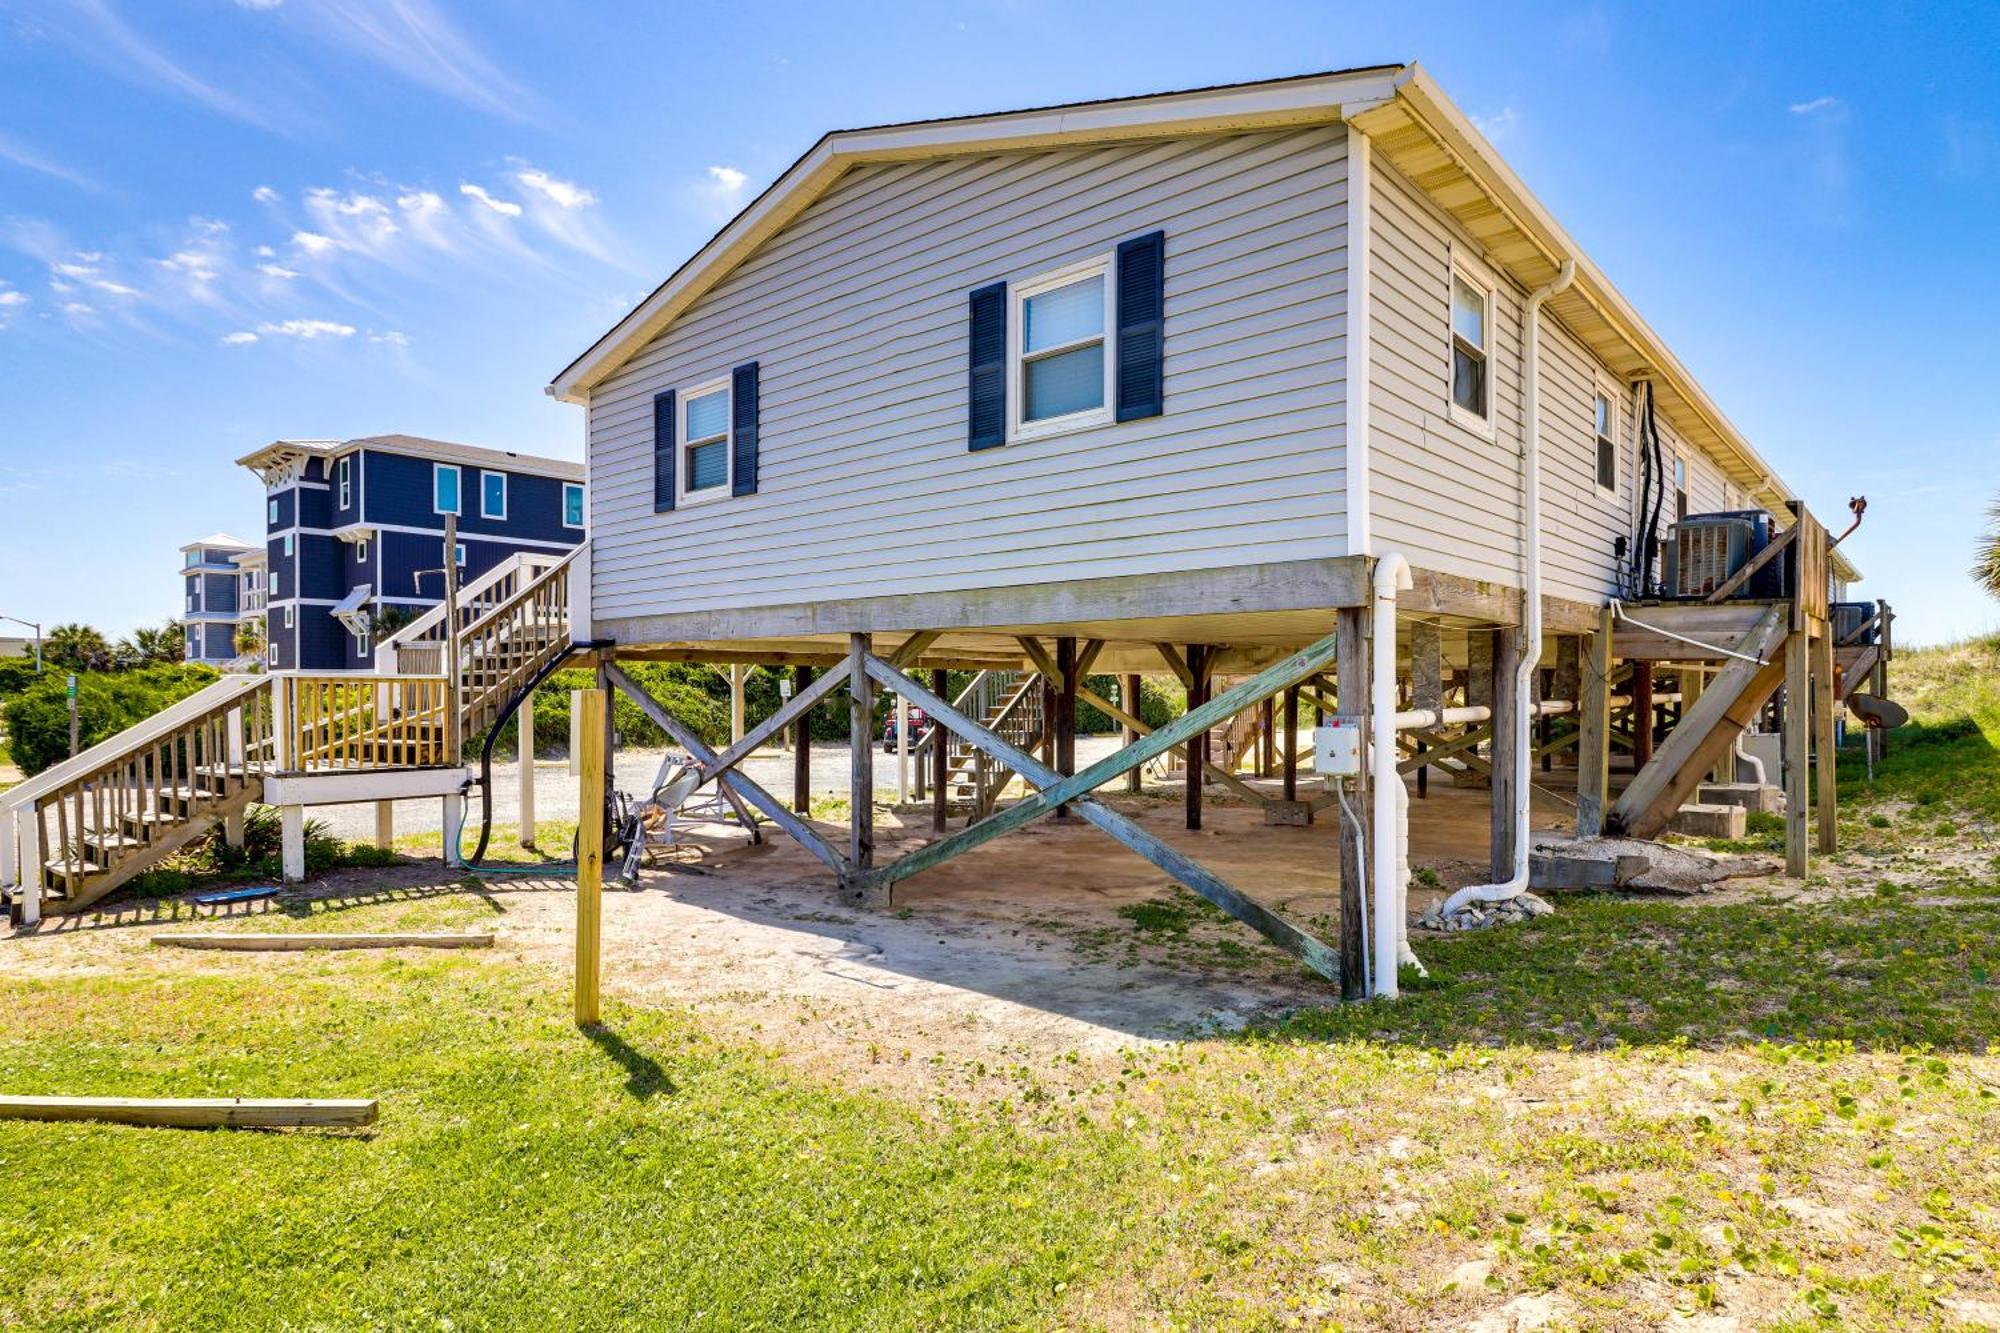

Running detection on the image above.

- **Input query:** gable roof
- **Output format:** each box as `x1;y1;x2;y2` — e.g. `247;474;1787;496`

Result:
552;64;1857;581
180;532;255;552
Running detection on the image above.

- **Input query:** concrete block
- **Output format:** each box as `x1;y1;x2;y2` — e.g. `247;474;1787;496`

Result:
1263;800;1314;827
1698;782;1785;815
1669;803;1746;839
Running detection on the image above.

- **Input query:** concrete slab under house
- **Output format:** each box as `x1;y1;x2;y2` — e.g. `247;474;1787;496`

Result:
1;65;1895;1006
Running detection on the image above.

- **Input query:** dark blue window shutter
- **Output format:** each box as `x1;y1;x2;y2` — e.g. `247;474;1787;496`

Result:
967;281;1007;450
652;389;676;512
731;361;760;496
1115;230;1166;422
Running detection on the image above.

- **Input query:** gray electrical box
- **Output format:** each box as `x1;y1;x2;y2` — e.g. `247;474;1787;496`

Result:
1312;718;1363;777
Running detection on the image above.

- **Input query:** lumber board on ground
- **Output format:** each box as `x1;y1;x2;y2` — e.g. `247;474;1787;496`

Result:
1529;853;1651;890
151;933;494;951
0;1095;377;1129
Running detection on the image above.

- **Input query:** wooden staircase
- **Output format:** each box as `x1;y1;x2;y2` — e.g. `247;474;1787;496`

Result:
2;674;277;913
375;547;580;746
1607;603;1792;839
914;671;1046;817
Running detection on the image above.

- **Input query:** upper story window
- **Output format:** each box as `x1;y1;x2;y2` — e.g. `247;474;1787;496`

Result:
337;456;352;509
1449;262;1493;431
1010;255;1113;441
184;549;200;568
453;542;468;568
480;471;507;520
563;482;586;529
680;381;732;501
434;463;462;516
282;532;294;558
1593;391;1617;494
268;498;279;525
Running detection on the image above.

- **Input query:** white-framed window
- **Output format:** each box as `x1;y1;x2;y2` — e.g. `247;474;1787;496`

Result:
187;589;198;612
352;628;370;656
282;532;294;558
453;543;467;568
356;538;370;563
337;456;351;509
268;643;279;667
1673;455;1689;520
268;498;279;525
678;379;733;502
267;570;277;594
480;471;507;520
434;463;461;515
562;482;586;529
1008;253;1114;443
283;604;295;629
1448;257;1495;434
1592;388;1618;495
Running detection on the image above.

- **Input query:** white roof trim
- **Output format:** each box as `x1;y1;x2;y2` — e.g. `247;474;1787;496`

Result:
546;66;1406;403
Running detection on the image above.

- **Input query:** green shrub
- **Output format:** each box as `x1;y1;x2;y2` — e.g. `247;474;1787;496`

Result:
3;664;219;775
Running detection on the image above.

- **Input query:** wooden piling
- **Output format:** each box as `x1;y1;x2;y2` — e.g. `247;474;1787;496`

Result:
574;686;605;1026
1784;629;1810;877
931;667;949;833
792;665;812;814
1813;627;1837;854
1334;608;1369;1002
1576;607;1613;836
1184;645;1207;832
1123;673;1143;794
1055;636;1077;820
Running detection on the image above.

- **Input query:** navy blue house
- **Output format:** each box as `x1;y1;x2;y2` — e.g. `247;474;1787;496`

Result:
234;435;587;671
178;533;260;666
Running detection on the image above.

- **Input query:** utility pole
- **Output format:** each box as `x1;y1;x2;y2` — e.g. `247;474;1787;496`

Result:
0;615;42;674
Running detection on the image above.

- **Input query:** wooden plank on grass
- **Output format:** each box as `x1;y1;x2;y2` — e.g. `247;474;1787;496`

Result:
151;933;494;951
0;1095;377;1129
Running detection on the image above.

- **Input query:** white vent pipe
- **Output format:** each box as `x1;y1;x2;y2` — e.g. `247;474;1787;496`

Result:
1370;550;1413;998
1439;258;1576;922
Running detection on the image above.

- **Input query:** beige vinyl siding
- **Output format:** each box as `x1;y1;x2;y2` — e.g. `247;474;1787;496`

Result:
1535;318;1634;602
587;126;1350;623
1365;149;1524;588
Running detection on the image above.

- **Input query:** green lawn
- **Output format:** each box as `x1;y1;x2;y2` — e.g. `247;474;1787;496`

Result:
3;640;2000;1328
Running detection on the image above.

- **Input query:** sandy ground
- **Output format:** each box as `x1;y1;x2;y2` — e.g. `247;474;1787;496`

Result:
20;777;1578;1103
309;735;1128;843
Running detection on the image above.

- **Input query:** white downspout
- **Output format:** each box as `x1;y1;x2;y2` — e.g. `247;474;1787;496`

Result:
1370;550;1412;998
1440;257;1577;920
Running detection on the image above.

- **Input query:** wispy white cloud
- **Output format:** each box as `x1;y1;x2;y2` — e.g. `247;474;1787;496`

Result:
0;131;98;192
252;185;281;204
292;230;338;255
0;284;25;330
291;0;542;123
1789;95;1842;117
256;317;356;339
693;164;750;221
44;0;293;134
370;329;410;346
258;262;301;279
220;330;260;344
1471;107;1521;144
516;168;594;210
234;0;285;9
1786;94;1854;223
459;182;523;217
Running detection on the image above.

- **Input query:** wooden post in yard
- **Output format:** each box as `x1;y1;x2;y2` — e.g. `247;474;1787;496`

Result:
848;634;874;878
1055;637;1077;820
931;668;949;833
1258;697;1275;778
1784;627;1810;876
574;687;605;1026
517;689;536;849
1123;673;1143;793
792;666;812;814
1814;627;1837;853
1334;608;1370;1002
1490;628;1521;881
1576;606;1613;837
1631;663;1655;768
1281;683;1299;803
1183;645;1207;832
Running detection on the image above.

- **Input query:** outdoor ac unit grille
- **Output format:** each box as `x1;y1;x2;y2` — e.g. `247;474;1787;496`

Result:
1676;522;1741;597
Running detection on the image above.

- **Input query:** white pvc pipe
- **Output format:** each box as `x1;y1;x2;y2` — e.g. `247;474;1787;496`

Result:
1371;550;1413;998
1440;258;1576;921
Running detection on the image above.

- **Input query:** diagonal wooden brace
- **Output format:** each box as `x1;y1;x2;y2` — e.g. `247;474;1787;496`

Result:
697;660;851;782
858;649;1344;983
605;664;848;877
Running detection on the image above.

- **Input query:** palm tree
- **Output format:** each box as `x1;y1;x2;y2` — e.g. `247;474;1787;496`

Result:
234;618;266;660
119;621;186;667
1978;495;2000;601
42;623;113;673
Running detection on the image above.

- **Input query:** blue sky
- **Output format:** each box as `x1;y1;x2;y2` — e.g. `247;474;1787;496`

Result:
0;1;1995;645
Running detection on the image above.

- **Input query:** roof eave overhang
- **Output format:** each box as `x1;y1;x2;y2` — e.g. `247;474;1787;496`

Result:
545;66;1409;404
1351;67;1860;575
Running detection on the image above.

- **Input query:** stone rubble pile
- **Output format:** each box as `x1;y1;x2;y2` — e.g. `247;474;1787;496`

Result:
1416;891;1555;933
